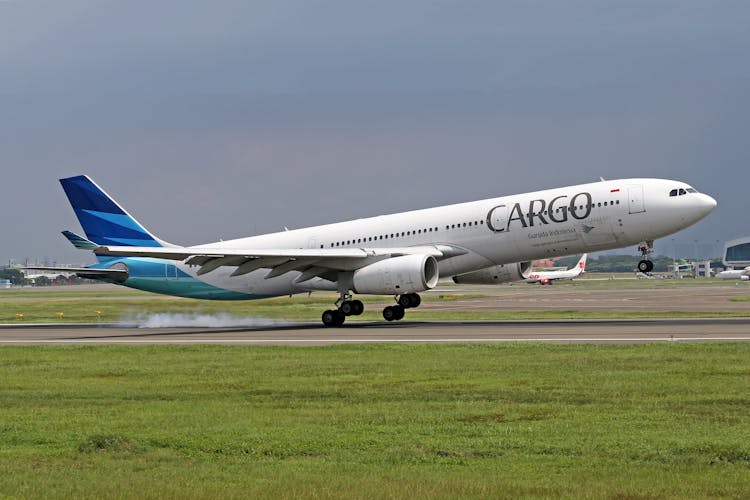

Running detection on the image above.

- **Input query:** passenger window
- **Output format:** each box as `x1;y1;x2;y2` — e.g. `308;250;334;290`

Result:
604;202;607;206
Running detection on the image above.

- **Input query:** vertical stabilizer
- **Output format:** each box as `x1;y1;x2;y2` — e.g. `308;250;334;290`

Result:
59;175;171;247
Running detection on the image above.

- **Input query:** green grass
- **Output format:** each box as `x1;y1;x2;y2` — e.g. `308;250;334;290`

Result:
2;297;748;323
731;296;750;303
1;344;749;498
2;285;749;323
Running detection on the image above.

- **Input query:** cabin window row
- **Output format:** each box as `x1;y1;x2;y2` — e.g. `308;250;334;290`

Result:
320;200;620;248
324;219;486;248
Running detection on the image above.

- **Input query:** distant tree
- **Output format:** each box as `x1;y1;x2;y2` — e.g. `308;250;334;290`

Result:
34;276;51;287
0;268;28;285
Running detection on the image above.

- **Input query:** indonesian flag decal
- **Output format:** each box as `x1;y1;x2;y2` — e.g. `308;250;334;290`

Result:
610;188;620;193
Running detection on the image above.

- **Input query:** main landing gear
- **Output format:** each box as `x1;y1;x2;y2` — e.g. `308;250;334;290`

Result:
637;240;655;274
383;293;421;322
320;293;423;326
321;293;364;327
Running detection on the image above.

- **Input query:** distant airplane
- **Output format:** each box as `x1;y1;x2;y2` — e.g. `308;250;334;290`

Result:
716;267;750;280
28;175;716;326
525;254;587;285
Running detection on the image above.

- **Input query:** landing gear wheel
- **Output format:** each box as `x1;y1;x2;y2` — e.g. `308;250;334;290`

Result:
340;301;355;316
383;305;405;322
351;300;364;316
322;309;345;327
393;305;405;320
398;293;421;309
637;260;653;273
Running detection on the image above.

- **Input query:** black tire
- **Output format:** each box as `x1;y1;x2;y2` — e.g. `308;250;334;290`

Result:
398;293;422;309
333;309;345;326
637;260;651;273
351;300;364;315
410;294;421;308
383;306;396;321
322;310;337;326
393;305;405;320
322;309;345;327
340;301;354;316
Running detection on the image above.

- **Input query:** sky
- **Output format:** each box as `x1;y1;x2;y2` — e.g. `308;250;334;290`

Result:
2;0;748;265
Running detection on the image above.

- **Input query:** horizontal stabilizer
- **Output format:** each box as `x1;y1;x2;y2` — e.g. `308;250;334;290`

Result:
23;266;128;282
62;230;98;250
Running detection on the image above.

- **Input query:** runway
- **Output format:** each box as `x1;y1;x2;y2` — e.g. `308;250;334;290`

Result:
1;318;750;344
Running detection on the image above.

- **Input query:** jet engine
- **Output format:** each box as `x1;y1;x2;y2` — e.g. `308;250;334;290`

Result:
352;254;439;295
452;261;532;285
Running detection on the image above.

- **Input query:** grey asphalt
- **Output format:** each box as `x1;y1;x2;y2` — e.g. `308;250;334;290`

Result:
1;318;749;345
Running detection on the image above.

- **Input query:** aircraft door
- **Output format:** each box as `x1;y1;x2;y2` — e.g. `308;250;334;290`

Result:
628;185;646;214
165;264;178;280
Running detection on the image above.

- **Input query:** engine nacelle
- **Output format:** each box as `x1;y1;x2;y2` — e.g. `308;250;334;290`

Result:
352;254;439;295
452;262;532;285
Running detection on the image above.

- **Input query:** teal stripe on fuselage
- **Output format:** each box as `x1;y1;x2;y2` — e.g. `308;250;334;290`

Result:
91;257;269;300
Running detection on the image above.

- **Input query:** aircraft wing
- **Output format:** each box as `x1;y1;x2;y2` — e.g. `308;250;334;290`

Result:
93;244;467;280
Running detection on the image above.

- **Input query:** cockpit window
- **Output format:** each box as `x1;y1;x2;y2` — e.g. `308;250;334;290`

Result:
686;188;697;193
669;189;678;197
678;188;687;195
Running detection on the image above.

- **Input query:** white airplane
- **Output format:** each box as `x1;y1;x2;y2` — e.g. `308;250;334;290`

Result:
716;267;750;280
29;175;716;326
525;254;588;285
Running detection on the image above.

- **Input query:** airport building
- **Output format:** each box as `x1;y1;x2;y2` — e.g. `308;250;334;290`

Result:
723;237;750;268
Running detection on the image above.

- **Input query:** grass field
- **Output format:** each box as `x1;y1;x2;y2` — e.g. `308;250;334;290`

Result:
1;344;749;498
2;281;749;323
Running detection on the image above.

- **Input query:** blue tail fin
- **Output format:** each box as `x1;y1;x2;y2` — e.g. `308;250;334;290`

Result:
59;175;166;247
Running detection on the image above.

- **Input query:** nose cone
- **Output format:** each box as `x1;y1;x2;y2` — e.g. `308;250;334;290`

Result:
699;193;718;215
691;193;717;221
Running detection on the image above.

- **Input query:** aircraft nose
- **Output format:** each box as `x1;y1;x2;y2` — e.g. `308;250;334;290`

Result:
700;193;717;213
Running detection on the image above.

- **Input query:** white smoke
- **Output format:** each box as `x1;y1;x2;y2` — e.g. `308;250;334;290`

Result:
118;312;290;329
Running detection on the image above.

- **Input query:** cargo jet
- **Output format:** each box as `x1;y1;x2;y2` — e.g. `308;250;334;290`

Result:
525;254;587;285
30;175;716;326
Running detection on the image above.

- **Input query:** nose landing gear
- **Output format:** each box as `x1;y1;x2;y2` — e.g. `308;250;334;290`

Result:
637;241;655;273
